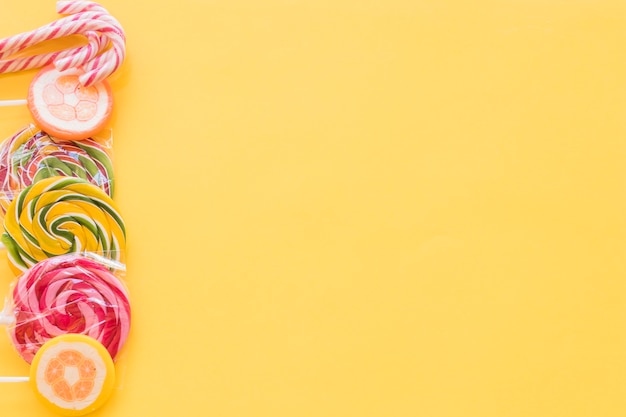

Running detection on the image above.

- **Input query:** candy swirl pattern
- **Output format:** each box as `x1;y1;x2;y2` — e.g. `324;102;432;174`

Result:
9;254;130;364
2;176;125;274
0;125;114;213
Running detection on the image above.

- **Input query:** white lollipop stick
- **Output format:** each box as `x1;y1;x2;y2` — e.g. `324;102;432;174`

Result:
0;304;21;385
0;376;29;382
0;100;27;106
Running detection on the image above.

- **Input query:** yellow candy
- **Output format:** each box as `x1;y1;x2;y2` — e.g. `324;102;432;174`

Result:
30;334;116;416
2;176;126;274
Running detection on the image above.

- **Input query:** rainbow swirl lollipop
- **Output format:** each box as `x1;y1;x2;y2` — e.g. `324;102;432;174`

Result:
0;125;113;213
2;176;126;274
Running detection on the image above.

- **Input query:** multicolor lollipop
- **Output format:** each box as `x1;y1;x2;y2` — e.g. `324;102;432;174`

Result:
6;254;130;364
0;125;114;213
2;176;126;274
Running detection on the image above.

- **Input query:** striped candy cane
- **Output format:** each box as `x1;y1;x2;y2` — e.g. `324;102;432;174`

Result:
0;30;106;74
0;1;125;86
0;13;119;59
57;0;109;14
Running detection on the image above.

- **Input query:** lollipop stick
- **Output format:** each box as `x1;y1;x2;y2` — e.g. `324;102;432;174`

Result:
0;99;27;106
0;376;29;382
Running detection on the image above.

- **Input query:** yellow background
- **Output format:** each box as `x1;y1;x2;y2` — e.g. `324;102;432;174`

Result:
1;0;626;415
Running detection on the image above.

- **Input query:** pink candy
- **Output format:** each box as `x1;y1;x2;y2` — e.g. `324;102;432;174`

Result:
8;254;131;364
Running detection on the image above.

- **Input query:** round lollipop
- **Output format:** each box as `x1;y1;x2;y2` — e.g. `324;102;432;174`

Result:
7;254;130;364
0;66;114;142
0;334;117;417
0;125;114;213
2;176;126;274
28;66;113;141
31;334;116;416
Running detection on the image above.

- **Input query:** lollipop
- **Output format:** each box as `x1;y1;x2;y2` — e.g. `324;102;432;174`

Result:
28;66;114;141
0;65;114;141
3;254;131;364
0;125;114;213
32;335;117;416
0;334;117;416
2;176;126;274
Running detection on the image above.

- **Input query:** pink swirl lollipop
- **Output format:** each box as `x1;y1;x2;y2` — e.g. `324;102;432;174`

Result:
7;254;130;364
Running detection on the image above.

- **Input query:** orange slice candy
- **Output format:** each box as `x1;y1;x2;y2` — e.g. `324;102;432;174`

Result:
30;334;116;416
28;66;113;141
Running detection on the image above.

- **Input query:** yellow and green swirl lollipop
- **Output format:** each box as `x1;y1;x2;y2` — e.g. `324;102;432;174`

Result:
2;176;126;274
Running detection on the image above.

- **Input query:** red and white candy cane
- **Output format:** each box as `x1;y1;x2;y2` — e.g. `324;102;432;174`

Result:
0;12;124;86
0;30;108;76
0;1;125;86
57;0;109;14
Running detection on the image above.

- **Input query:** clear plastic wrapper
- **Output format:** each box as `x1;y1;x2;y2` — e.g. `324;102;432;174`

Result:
1;253;130;364
0;124;114;214
1;175;126;274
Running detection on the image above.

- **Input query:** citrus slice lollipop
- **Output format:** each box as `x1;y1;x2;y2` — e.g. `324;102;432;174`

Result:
27;66;113;141
30;334;116;416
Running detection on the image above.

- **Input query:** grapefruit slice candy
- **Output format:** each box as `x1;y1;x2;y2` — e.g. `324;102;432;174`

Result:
28;66;113;141
30;334;116;416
